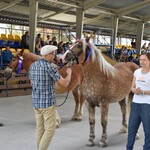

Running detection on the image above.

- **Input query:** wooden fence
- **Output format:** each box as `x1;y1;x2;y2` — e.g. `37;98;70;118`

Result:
0;69;31;97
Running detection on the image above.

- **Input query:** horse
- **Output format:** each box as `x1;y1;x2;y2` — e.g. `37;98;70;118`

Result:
4;50;84;127
63;38;139;147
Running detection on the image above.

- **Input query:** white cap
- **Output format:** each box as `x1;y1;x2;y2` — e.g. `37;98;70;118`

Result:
40;45;58;56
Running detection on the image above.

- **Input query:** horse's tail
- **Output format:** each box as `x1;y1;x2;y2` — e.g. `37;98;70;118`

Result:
127;92;134;119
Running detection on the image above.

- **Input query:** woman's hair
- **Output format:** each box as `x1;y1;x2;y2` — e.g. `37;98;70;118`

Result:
141;53;150;61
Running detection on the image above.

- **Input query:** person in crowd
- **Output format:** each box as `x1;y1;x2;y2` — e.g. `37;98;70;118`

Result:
62;42;71;52
29;45;72;150
120;46;127;62
36;33;44;47
52;36;57;46
132;56;140;66
57;41;64;54
35;38;42;55
141;43;147;50
145;43;150;53
131;39;136;49
126;53;150;150
1;45;13;65
45;35;51;45
21;31;29;49
128;53;134;62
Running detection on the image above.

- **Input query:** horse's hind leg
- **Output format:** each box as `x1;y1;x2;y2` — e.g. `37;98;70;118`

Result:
99;102;109;147
118;98;127;134
71;86;80;121
86;102;95;147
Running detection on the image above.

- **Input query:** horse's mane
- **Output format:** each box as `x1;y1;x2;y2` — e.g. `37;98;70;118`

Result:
23;52;41;61
82;38;116;77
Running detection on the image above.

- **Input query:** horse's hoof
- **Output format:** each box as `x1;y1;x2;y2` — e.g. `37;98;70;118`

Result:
99;141;107;148
86;140;95;147
99;139;107;147
0;123;4;127
119;128;127;134
75;118;82;122
71;116;82;122
136;133;140;140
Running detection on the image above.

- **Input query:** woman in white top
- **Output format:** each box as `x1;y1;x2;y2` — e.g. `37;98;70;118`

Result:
126;53;150;150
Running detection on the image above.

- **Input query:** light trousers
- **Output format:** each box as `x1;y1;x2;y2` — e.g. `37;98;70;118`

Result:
34;106;56;150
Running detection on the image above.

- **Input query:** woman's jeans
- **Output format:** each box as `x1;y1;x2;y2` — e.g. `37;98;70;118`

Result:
126;102;150;150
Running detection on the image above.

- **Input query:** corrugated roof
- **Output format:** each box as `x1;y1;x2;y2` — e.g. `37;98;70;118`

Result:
0;0;149;39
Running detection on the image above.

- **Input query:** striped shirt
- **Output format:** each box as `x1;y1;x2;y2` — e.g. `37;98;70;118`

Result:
29;58;61;108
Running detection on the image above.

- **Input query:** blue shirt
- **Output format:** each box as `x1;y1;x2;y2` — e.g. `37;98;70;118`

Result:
2;50;13;63
29;58;61;109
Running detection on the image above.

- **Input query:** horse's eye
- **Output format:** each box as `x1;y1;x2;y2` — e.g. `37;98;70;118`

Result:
12;58;16;61
77;44;82;49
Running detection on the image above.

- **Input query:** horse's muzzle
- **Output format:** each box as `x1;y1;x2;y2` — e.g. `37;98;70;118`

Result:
4;67;13;80
64;52;75;62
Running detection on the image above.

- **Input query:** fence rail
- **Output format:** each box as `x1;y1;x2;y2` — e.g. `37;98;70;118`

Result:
0;69;31;97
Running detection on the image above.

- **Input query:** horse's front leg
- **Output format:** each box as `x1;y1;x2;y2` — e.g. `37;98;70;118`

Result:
118;98;127;134
77;88;84;120
86;101;95;147
100;101;109;147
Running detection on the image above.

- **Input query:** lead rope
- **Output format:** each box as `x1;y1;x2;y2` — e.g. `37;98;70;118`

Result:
55;86;70;107
55;64;71;107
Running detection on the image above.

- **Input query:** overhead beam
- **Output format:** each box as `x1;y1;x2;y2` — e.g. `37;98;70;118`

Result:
47;0;82;8
84;14;107;24
80;0;105;10
116;0;150;17
0;0;23;11
38;7;73;22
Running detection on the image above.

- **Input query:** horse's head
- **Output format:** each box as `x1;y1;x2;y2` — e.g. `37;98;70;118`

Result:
5;50;24;79
63;38;92;65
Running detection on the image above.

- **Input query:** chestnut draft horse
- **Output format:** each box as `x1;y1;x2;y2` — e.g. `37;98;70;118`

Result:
63;39;139;147
4;50;84;127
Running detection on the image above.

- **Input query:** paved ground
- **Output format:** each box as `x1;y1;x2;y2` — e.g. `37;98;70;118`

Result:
0;94;144;150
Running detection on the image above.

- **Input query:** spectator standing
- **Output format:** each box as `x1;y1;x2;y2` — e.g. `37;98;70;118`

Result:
126;53;150;150
2;45;13;65
52;36;57;46
57;41;64;54
29;45;72;150
21;31;29;49
131;39;136;49
63;42;71;52
35;39;42;55
45;35;51;45
36;33;44;47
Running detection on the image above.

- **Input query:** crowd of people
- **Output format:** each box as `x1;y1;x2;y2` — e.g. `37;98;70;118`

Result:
0;31;72;67
20;31;72;56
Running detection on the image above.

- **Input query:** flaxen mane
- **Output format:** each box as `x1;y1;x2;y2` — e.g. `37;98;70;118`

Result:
81;39;116;77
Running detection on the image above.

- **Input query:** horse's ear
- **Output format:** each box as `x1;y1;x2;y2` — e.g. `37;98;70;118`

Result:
86;37;90;43
85;32;95;43
20;49;24;56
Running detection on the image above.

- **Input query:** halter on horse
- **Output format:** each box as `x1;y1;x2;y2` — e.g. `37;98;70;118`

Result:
63;38;139;147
